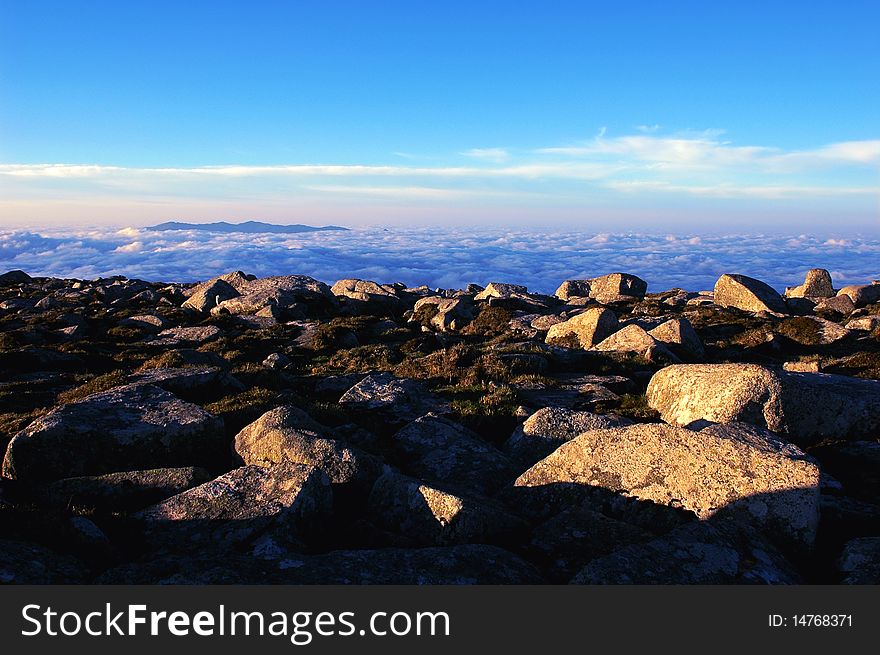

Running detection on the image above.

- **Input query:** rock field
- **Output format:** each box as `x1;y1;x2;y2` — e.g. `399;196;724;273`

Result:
1;266;879;584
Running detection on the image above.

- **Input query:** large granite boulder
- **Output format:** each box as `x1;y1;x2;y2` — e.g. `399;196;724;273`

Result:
331;278;402;312
392;413;516;496
647;317;705;359
785;269;835;299
530;503;653;581
411;296;477;332
515;422;820;546
714;274;788;314
504;407;632;469
234;406;382;492
544;308;618;348
474;282;551;311
837;283;880;308
182;278;240;313
212;275;337;317
555;279;591;301
571;519;802;584
2;384;225;482
135;462;332;551
646;363;880;445
367;471;526;546
589;273;647;304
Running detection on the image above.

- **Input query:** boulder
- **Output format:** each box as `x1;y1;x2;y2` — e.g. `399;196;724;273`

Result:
785;269;835;299
474;282;550;310
555;279;591;301
182;278;240;313
530;503;653;581
589;273;647;304
846;315;880;331
592;324;657;353
646;363;880;445
127;366;245;399
504;407;632;468
714;274;788;314
392;413;516;496
234;406;382;491
571;519;801;584
135;462;332;551
118;314;169;331
810;441;880;501
647;317;705;358
2;383;225;482
837;537;880;584
212;275;337;316
331;279;402;311
46;467;212;512
837;283;880;308
339;373;448;422
411;296;477;332
773;316;852;346
0;540;86;584
545;308;618;348
814;294;855;316
367;471;526;546
151;325;221;345
515;422;820;546
98;544;544;584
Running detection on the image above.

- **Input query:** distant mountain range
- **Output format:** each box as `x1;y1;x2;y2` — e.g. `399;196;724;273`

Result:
147;221;349;234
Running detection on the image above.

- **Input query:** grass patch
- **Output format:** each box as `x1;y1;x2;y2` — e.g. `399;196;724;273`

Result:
57;370;128;404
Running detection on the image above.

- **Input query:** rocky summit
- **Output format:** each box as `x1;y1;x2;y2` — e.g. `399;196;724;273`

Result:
1;266;879;584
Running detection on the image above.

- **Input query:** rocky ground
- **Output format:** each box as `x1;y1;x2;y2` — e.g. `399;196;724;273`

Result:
1;266;880;584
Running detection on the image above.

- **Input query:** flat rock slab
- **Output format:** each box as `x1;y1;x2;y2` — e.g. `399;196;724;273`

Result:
135;462;331;551
128;366;245;398
149;325;221;345
647;363;880;445
2;383;225;482
515;421;820;546
46;467;212;512
339;373;448;422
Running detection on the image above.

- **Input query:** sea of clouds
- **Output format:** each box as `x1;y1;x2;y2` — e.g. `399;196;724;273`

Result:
1;226;877;294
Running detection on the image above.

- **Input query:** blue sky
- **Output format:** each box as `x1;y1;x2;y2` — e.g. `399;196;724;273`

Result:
1;0;878;229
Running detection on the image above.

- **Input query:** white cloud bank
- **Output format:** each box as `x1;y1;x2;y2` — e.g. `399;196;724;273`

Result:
1;226;878;294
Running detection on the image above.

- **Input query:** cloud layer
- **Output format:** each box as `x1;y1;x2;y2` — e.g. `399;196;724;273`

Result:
1;226;877;294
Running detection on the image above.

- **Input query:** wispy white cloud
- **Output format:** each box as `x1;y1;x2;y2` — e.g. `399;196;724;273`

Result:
1;128;877;228
461;147;510;163
604;180;878;199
